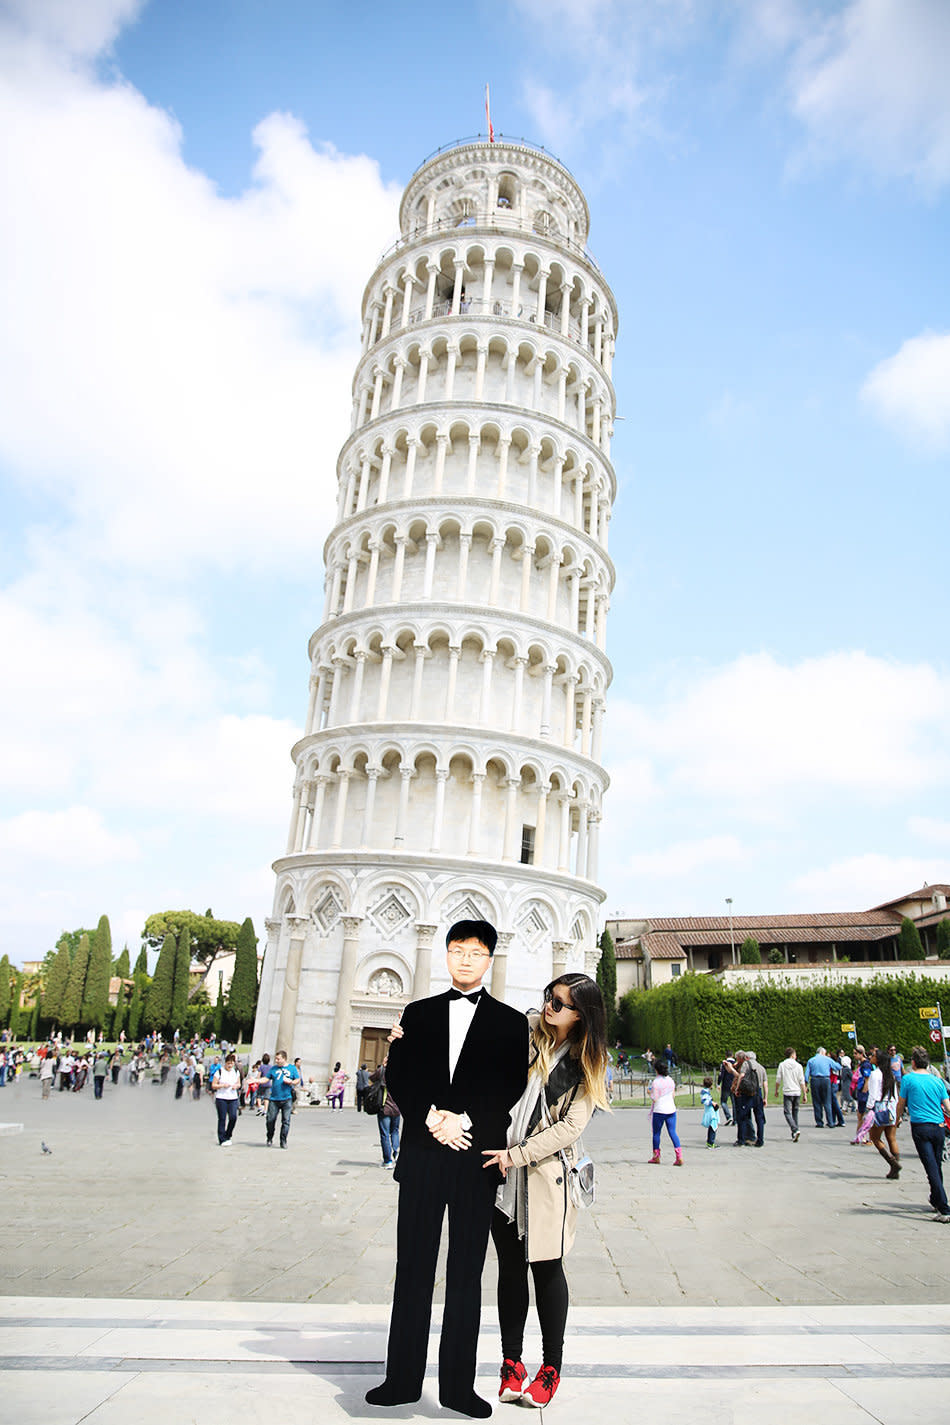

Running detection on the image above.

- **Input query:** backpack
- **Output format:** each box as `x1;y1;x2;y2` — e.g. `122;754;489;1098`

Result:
364;1072;386;1115
739;1067;756;1097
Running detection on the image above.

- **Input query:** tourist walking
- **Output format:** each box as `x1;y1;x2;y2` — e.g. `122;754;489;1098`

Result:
327;1061;347;1110
718;1054;736;1126
355;1062;370;1112
701;1077;719;1147
730;1051;757;1146
865;1048;901;1178
210;1052;241;1146
370;1058;401;1168
776;1047;807;1141
93;1050;109;1099
838;1047;855;1112
747;1052;768;1146
895;1047;950;1222
804;1047;835;1127
263;1050;300;1148
484;972;609;1408
39;1051;55;1100
854;1047;872;1120
649;1056;682;1164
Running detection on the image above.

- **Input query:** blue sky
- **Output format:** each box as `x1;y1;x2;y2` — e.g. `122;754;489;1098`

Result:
1;0;948;962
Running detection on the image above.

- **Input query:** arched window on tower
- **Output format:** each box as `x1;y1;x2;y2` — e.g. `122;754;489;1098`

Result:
497;175;516;211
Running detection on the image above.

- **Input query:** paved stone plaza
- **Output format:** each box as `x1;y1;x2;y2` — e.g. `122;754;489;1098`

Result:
2;1076;949;1421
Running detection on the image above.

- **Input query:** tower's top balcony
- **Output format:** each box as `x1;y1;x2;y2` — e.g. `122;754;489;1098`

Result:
399;135;591;252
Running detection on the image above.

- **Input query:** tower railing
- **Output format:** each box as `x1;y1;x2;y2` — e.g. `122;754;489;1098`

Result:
393;297;583;345
373;213;606;283
413;133;573;178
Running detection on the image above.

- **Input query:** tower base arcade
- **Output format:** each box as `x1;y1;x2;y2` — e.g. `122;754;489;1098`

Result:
250;853;602;1083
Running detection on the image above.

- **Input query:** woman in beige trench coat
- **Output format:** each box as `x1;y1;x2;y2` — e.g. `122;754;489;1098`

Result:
482;973;610;1409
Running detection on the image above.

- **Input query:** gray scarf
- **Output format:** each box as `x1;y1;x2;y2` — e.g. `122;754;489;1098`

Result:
496;1042;570;1239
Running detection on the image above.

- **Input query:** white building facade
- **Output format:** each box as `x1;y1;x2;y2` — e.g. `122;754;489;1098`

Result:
252;137;618;1081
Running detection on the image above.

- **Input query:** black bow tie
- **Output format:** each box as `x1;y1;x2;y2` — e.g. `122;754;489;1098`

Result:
448;988;484;1003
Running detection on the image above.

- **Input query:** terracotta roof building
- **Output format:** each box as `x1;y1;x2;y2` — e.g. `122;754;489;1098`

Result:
607;884;950;992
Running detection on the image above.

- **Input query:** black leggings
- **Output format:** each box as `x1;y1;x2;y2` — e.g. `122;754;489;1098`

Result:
491;1207;568;1372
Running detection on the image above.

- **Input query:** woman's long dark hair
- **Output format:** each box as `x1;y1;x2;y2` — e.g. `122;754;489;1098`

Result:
875;1047;896;1100
532;972;610;1110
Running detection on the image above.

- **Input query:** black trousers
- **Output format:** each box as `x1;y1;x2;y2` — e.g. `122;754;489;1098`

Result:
383;1151;496;1398
491;1208;569;1371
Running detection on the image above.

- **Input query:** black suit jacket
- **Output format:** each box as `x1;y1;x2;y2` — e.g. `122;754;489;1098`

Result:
386;989;528;1174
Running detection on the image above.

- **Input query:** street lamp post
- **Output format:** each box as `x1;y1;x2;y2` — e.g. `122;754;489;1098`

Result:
726;897;735;966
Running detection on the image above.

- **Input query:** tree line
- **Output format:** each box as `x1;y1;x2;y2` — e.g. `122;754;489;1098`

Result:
0;909;261;1043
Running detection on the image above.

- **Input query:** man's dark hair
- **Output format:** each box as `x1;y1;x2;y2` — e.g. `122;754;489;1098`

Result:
445;919;497;954
911;1045;930;1070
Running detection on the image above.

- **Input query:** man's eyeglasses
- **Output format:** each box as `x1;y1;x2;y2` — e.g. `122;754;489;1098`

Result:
545;990;576;1014
447;947;490;961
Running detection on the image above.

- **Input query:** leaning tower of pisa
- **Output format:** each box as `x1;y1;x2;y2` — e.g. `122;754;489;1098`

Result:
252;136;618;1079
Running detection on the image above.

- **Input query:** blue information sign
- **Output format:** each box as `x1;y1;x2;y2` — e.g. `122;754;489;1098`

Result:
929;1018;942;1030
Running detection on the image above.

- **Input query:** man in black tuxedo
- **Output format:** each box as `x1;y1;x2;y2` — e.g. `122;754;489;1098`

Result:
365;918;528;1418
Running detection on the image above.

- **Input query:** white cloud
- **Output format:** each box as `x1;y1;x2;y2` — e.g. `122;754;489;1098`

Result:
0;558;296;820
0;806;138;866
861;331;950;449
511;0;683;152
788;0;950;188
791;852;946;909
628;834;745;877
909;816;950;845
0;20;401;576
0;0;143;56
610;651;950;804
0;7;402;960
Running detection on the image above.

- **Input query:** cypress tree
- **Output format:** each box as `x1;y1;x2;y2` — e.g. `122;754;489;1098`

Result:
214;979;225;1038
740;936;762;964
42;942;71;1026
110;988;126;1041
62;933;91;1028
128;973;145;1040
171;927;191;1031
82;914;113;1028
899;916;925;961
8;972;23;1037
596;927;618;1039
147;934;176;1031
114;946;131;979
0;955;11;1026
228;917;259;1039
938;919;950;960
28;998;40;1042
134;945;148;975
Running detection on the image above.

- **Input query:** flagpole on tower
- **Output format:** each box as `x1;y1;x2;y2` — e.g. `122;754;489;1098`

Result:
485;84;494;143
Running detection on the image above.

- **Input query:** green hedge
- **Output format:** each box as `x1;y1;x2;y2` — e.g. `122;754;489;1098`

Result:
619;972;950;1068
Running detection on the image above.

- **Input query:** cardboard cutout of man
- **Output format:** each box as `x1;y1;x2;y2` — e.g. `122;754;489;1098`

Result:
366;918;528;1418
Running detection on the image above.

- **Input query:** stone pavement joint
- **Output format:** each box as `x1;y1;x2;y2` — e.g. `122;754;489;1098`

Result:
1;1299;949;1423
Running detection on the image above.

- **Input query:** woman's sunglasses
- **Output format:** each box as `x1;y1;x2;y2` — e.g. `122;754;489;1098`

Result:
545;990;576;1014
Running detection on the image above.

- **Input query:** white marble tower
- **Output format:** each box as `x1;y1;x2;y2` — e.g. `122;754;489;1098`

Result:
252;136;618;1083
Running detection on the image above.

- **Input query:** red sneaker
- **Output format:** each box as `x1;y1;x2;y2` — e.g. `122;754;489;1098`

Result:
499;1358;527;1402
522;1365;560;1407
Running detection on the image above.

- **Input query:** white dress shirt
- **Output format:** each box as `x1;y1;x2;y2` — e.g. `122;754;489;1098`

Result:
448;993;479;1080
